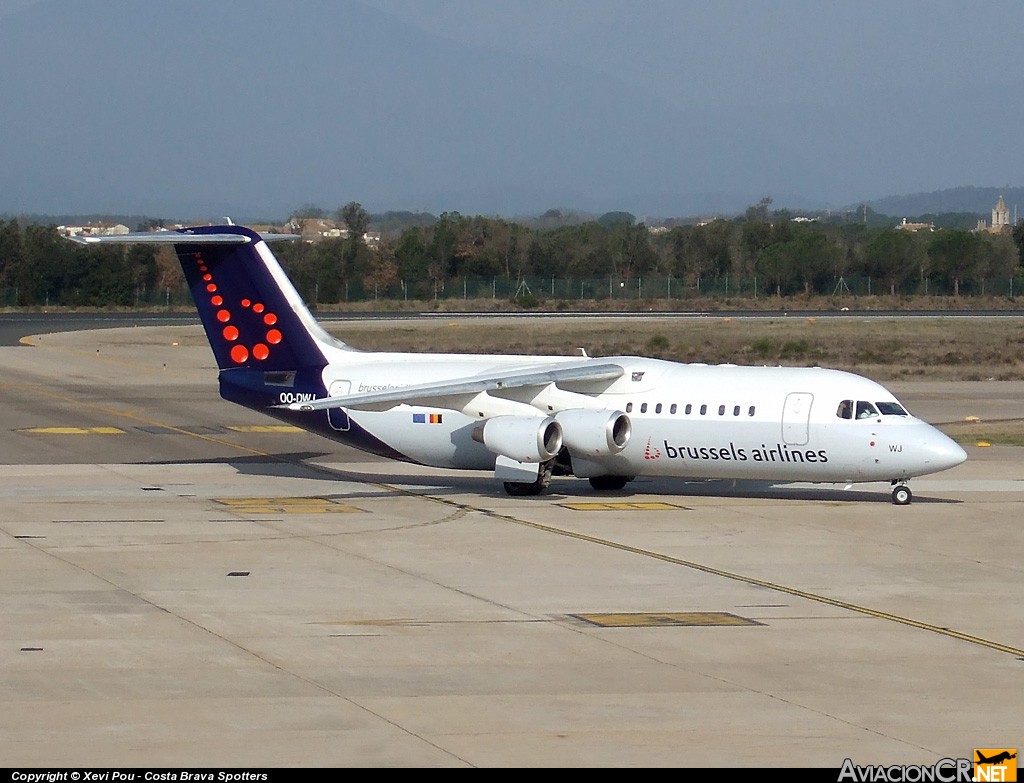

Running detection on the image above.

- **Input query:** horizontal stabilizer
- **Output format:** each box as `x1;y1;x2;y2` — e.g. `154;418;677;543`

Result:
67;231;299;245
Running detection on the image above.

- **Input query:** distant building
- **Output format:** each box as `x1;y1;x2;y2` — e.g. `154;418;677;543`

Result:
975;194;1012;234
58;223;130;237
991;194;1011;231
895;217;934;232
287;217;380;246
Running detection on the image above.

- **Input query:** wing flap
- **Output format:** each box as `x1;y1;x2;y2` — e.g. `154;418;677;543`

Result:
280;361;625;412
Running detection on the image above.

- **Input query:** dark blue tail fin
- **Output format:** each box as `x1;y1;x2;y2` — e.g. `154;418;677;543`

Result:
171;225;335;371
69;224;351;372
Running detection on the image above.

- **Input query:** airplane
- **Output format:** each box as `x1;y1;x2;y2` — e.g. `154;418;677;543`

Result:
976;751;1016;765
72;224;967;505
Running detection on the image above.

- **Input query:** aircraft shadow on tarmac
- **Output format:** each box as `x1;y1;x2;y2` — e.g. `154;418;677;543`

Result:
140;452;335;480
138;453;962;504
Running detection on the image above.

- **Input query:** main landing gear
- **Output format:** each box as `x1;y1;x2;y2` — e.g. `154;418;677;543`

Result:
502;463;636;497
891;481;912;506
503;461;554;496
588;475;633;491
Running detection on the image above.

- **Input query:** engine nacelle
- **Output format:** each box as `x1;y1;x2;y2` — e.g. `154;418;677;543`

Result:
472;415;562;464
556;409;631;456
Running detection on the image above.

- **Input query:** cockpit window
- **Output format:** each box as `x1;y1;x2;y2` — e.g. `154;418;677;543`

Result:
856;401;879;419
836;400;853;419
875;401;908;416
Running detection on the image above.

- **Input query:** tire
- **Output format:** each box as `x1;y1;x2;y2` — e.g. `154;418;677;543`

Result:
504;480;544;496
891;485;912;506
588;475;632;491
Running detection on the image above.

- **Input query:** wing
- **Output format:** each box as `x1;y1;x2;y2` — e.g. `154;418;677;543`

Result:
277;361;625;412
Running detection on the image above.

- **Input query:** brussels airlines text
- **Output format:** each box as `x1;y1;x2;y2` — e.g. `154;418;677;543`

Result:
662;440;829;464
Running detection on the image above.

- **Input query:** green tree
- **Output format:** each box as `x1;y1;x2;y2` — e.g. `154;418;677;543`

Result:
363;239;399;299
310;238;346;303
794;228;841;295
393;226;433;297
756;243;793;296
0;219;24;292
744;196;773;222
605;221;658;281
831;223;873;280
925;232;978;296
738;219;774;276
18;224;69;305
338;201;369;239
976;232;1019;286
756;225;837;296
1012;221;1024;267
596;211;636;229
928;230;980;296
863;229;925;295
290;203;327;220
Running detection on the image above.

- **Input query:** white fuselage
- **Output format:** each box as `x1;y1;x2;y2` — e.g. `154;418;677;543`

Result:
310;350;966;485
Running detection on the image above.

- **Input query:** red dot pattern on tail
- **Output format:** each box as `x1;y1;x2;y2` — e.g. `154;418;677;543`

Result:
196;252;284;365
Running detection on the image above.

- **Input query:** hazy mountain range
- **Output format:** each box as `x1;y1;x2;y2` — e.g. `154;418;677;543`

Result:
1;0;1021;221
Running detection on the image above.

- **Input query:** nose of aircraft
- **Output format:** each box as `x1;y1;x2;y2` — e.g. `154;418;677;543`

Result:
921;426;968;473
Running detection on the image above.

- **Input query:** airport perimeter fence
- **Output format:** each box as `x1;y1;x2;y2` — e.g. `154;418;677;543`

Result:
1;274;1022;308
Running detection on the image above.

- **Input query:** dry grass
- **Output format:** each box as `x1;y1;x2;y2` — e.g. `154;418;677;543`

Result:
325;314;1024;382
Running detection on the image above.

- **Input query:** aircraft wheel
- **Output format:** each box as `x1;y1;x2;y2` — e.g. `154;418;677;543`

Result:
891;485;912;506
588;475;633;491
504;480;544;497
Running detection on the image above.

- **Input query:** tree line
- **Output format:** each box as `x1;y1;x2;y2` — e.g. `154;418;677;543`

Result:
2;203;1024;308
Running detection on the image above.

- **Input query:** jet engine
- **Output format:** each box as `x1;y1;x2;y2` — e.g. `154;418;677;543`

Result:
472;415;563;463
555;409;631;456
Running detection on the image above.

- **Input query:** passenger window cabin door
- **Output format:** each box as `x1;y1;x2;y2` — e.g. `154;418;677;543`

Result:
782;392;813;445
328;380;351;431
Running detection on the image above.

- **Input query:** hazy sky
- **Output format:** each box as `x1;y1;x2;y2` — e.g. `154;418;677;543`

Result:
2;0;1021;218
365;0;1024;111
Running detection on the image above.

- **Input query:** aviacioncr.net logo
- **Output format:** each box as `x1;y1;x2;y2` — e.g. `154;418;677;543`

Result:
838;757;973;782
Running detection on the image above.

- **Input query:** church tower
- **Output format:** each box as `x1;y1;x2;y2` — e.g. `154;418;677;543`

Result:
992;194;1010;229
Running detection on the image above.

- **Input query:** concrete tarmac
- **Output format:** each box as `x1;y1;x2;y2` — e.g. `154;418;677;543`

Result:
1;322;1022;768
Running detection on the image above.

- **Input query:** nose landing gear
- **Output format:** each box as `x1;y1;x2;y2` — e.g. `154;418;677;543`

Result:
891;481;912;506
